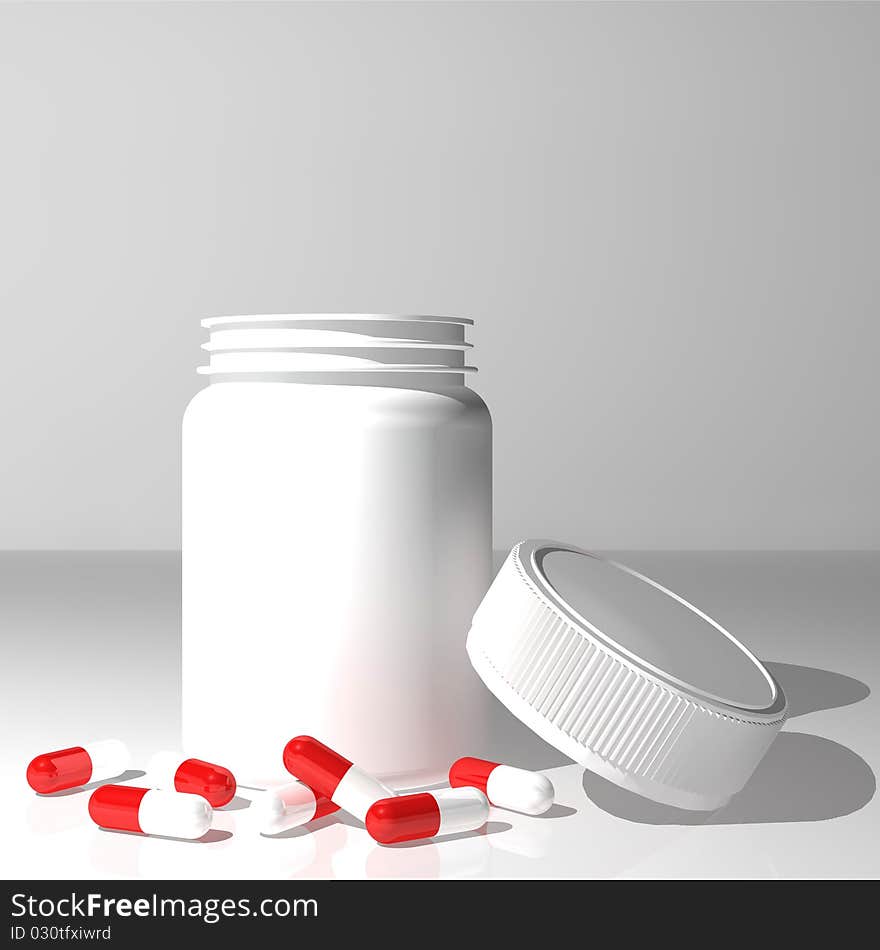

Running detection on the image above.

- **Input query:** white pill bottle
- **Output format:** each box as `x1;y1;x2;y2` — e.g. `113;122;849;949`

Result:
182;314;492;786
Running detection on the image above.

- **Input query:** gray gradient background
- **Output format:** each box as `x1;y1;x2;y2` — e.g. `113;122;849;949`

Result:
1;1;879;551
1;2;878;879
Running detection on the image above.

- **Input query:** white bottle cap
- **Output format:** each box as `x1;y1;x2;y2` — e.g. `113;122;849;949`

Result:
467;540;787;811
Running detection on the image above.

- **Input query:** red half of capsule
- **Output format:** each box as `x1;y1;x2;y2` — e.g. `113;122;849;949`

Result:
313;797;340;821
27;747;93;794
282;736;352;799
448;756;499;794
88;785;149;833
365;793;441;845
174;758;236;807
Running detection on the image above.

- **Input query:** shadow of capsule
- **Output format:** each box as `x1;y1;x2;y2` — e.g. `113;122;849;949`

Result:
218;795;251;812
26;770;149;834
34;770;147;798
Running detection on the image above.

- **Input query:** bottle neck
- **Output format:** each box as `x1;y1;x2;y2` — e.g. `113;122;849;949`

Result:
198;314;476;387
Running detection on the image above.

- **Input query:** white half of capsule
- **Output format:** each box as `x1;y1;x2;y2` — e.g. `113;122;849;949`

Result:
435;787;489;836
84;739;131;782
145;750;183;790
138;790;212;839
253;782;323;835
485;764;555;816
334;766;395;821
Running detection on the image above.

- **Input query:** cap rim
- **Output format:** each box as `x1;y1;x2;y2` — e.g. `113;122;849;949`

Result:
469;645;734;811
467;540;788;810
526;542;784;716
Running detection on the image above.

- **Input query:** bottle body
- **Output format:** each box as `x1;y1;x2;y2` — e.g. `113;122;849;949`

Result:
182;320;492;785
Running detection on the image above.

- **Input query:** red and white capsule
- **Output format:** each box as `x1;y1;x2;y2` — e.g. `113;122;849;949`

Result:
449;757;555;815
282;736;394;822
146;751;237;808
88;785;212;839
366;788;489;845
26;740;130;794
254;781;340;835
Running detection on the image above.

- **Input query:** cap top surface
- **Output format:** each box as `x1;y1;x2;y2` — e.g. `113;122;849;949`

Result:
537;547;777;711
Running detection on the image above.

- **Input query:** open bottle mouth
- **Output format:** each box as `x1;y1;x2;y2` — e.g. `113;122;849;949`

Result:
198;313;477;376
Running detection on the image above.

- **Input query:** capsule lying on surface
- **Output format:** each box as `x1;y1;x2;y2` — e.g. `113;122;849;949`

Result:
147;751;237;808
88;785;212;840
365;788;489;845
254;781;339;835
449;756;555;815
26;740;131;795
283;736;394;822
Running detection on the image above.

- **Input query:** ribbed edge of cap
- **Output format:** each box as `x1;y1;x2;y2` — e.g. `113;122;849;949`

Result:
467;542;787;811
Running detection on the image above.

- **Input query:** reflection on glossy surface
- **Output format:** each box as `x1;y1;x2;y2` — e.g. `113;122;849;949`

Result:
616;827;779;879
332;825;494;880
135;813;318;880
484;816;555;861
4;552;879;880
290;820;350;879
27;791;91;836
250;782;338;835
89;827;144;879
